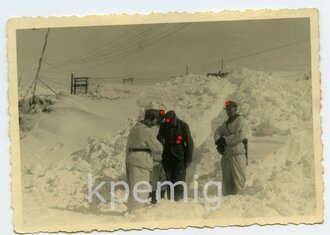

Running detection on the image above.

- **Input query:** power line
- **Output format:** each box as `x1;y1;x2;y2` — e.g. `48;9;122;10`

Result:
67;23;186;71
42;25;146;71
79;24;163;63
42;24;163;73
41;61;71;77
231;47;308;70
54;23;188;73
227;38;309;62
37;24;308;81
37;78;58;95
195;38;309;74
70;25;145;61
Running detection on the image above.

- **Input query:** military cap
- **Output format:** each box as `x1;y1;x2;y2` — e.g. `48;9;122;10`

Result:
224;100;238;109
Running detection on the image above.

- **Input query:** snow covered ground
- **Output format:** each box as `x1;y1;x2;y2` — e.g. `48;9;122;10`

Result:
19;69;316;227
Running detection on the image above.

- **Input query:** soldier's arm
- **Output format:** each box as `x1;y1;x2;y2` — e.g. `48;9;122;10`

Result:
145;131;163;156
183;123;194;163
224;118;248;145
157;125;165;144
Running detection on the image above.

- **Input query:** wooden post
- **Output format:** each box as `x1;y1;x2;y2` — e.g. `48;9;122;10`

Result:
74;78;76;95
71;74;74;94
18;76;22;87
32;28;51;101
86;79;88;94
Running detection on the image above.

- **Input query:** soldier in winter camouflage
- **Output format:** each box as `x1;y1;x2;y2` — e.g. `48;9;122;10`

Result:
214;101;248;196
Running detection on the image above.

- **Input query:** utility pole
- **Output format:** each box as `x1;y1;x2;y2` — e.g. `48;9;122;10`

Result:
221;59;224;71
18;76;22;87
31;28;51;101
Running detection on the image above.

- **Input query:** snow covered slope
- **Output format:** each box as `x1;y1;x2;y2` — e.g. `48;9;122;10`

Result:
20;69;316;225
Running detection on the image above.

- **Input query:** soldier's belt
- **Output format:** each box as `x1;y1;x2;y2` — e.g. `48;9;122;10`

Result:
129;148;151;152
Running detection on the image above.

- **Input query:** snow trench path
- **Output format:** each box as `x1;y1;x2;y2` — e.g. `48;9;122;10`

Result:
186;97;229;192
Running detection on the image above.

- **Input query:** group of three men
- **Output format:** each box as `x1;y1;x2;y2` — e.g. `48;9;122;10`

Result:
125;100;248;212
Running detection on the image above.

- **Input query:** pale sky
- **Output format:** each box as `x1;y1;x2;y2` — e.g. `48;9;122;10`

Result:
16;17;311;87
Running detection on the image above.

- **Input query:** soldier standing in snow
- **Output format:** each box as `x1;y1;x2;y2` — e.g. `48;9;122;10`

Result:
157;110;194;201
125;109;163;212
214;101;248;196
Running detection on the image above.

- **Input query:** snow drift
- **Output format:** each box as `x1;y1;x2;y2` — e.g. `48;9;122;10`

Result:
21;69;316;221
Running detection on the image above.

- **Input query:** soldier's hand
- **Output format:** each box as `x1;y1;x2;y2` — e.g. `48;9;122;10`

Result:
218;137;226;145
216;137;226;155
215;137;225;146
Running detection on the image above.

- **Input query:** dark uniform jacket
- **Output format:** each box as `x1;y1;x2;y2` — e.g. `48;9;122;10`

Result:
157;119;194;164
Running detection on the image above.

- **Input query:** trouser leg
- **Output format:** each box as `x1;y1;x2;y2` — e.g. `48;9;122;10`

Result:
150;162;160;204
159;165;167;191
150;162;162;190
163;160;186;201
159;166;167;199
149;191;157;204
150;162;167;203
221;156;236;196
230;154;247;194
126;164;151;212
162;162;173;200
171;164;186;201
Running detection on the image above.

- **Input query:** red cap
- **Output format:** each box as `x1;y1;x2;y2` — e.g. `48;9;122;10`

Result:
176;140;181;144
177;135;183;140
165;118;171;123
159;109;165;115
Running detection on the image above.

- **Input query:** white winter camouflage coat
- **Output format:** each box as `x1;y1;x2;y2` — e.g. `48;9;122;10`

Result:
126;122;163;171
214;116;248;156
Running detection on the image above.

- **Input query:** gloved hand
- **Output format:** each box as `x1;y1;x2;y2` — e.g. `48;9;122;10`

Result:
215;137;226;154
215;137;226;145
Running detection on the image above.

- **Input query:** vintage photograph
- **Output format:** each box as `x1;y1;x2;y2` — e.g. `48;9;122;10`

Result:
8;9;322;232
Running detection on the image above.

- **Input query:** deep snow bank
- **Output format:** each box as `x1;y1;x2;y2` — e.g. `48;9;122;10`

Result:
22;74;235;210
22;69;316;219
194;69;316;218
137;74;235;145
19;90;140;168
228;69;312;136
